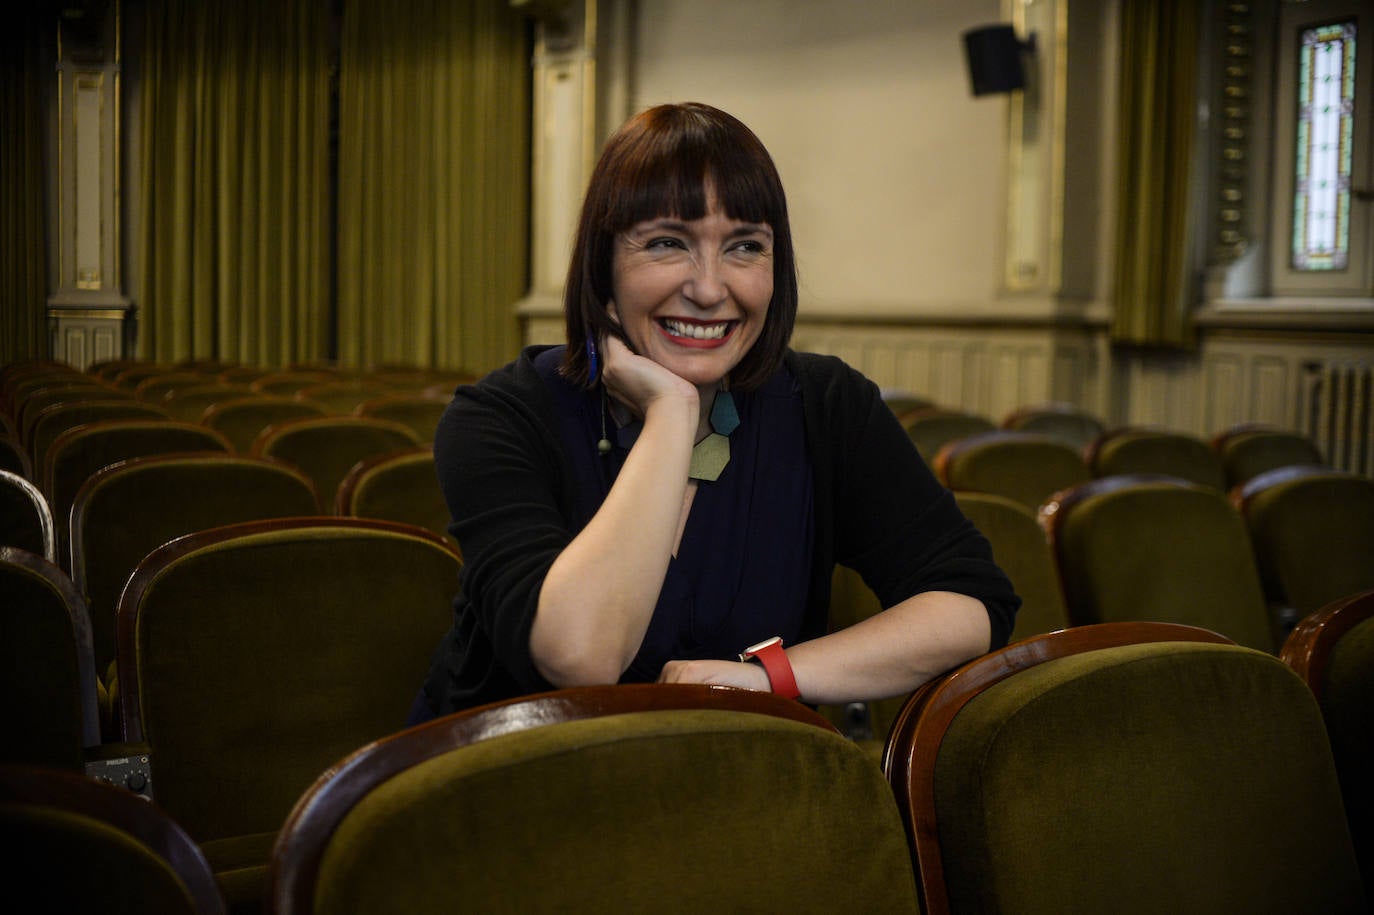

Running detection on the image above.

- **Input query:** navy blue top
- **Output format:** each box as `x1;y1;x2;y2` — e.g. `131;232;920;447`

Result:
533;347;815;681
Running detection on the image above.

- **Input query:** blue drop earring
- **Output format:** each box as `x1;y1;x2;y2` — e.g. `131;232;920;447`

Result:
586;337;600;383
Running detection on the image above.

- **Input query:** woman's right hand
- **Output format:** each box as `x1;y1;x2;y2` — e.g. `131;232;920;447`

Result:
599;324;699;424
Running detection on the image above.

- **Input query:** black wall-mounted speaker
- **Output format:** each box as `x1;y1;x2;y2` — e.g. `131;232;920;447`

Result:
963;24;1029;96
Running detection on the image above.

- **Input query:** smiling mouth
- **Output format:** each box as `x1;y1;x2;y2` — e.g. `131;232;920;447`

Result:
659;318;736;342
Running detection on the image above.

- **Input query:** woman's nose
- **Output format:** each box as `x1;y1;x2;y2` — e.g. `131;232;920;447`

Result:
682;255;727;308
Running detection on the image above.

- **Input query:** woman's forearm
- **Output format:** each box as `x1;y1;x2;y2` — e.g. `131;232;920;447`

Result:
531;395;697;686
658;591;992;705
786;591;991;704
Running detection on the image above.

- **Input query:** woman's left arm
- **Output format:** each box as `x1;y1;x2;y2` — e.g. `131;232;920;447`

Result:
658;590;989;703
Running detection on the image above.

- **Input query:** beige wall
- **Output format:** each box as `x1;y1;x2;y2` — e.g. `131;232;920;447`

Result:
630;0;1013;317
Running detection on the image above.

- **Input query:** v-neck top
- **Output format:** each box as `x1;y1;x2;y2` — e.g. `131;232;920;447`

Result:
534;346;815;681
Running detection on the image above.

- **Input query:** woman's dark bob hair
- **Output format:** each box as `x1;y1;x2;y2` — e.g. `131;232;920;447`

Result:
560;102;798;391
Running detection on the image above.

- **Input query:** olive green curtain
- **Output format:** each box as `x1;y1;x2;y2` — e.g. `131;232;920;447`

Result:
1;12;51;364
337;1;530;375
1111;0;1200;348
136;0;331;365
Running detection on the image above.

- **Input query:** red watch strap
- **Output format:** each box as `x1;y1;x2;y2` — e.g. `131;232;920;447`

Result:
746;639;800;700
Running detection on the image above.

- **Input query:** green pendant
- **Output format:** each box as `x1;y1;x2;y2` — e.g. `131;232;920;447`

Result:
689;432;731;482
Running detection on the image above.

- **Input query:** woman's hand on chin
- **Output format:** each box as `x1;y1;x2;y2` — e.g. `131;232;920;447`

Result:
601;332;698;420
657;658;772;693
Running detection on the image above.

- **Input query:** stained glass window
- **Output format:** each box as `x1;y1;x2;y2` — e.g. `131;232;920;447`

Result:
1292;20;1356;271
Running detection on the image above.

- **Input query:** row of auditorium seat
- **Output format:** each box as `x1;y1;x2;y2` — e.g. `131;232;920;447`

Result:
0;359;460;555
3;594;1370;913
2;362;1374;906
892;394;1329;492
820;393;1373;753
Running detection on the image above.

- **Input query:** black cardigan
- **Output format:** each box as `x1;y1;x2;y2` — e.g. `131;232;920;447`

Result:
421;345;1019;714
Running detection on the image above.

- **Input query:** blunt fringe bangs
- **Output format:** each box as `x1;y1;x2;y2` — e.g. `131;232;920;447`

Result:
561;103;798;391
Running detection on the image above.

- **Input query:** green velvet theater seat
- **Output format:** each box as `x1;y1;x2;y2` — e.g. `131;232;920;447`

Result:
268;683;920;915
333;446;453;547
0;765;227;915
42;420;233;565
901;407;998;465
200;396;329;455
0;548;102;772
1211;422;1325;488
159;383;255;424
69;453;320;688
1282;589;1374;898
28;399;169;474
955;491;1069;643
933;430;1091;512
1234;464;1374;622
1086;427;1228;491
1041;475;1278;652
884;622;1366;915
251;416;422;513
353;391;451;443
1000;402;1105;452
115;518;460;913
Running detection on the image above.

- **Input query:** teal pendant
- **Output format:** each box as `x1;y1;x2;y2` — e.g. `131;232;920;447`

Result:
710;390;740;436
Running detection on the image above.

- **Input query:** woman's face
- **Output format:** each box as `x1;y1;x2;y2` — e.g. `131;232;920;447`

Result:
609;192;774;393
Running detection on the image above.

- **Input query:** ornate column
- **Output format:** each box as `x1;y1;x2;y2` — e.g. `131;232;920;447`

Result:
47;1;133;369
513;0;636;344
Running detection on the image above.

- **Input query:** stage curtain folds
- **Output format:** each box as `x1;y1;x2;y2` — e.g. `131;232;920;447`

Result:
1;11;51;364
1110;0;1200;349
136;0;331;365
337;0;530;375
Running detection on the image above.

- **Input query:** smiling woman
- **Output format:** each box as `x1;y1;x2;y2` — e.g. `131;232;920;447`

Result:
409;103;1020;720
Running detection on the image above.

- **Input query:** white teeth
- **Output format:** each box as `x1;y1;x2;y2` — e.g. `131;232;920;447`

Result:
663;319;729;340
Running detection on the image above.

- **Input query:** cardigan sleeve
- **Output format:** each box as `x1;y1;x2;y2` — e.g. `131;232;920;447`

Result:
797;353;1021;649
430;352;572;696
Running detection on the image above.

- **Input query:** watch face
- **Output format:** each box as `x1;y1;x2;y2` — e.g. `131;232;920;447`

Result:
745;636;783;656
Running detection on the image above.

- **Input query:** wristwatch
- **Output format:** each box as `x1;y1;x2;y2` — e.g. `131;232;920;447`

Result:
738;636;801;700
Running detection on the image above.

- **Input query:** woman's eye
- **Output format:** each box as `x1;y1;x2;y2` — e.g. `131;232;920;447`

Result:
731;240;767;255
646;236;685;250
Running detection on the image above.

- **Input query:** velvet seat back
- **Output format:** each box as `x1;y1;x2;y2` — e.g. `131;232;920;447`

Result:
1087;428;1228;491
333;446;451;544
955;491;1069;642
1236;466;1374;619
936;431;1091;511
159;383;254;423
1000;403;1105;451
1044;477;1276;651
117;519;460;909
200;397;329;454
1215;426;1324;487
901;409;998;465
0;766;226;915
28;400;169;472
279;706;919;914
925;641;1364;913
43;421;233;562
0;548;101;770
252;417;422;512
69;454;320;681
354;393;451;443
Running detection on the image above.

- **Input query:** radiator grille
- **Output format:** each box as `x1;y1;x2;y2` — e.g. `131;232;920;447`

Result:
1300;362;1373;477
